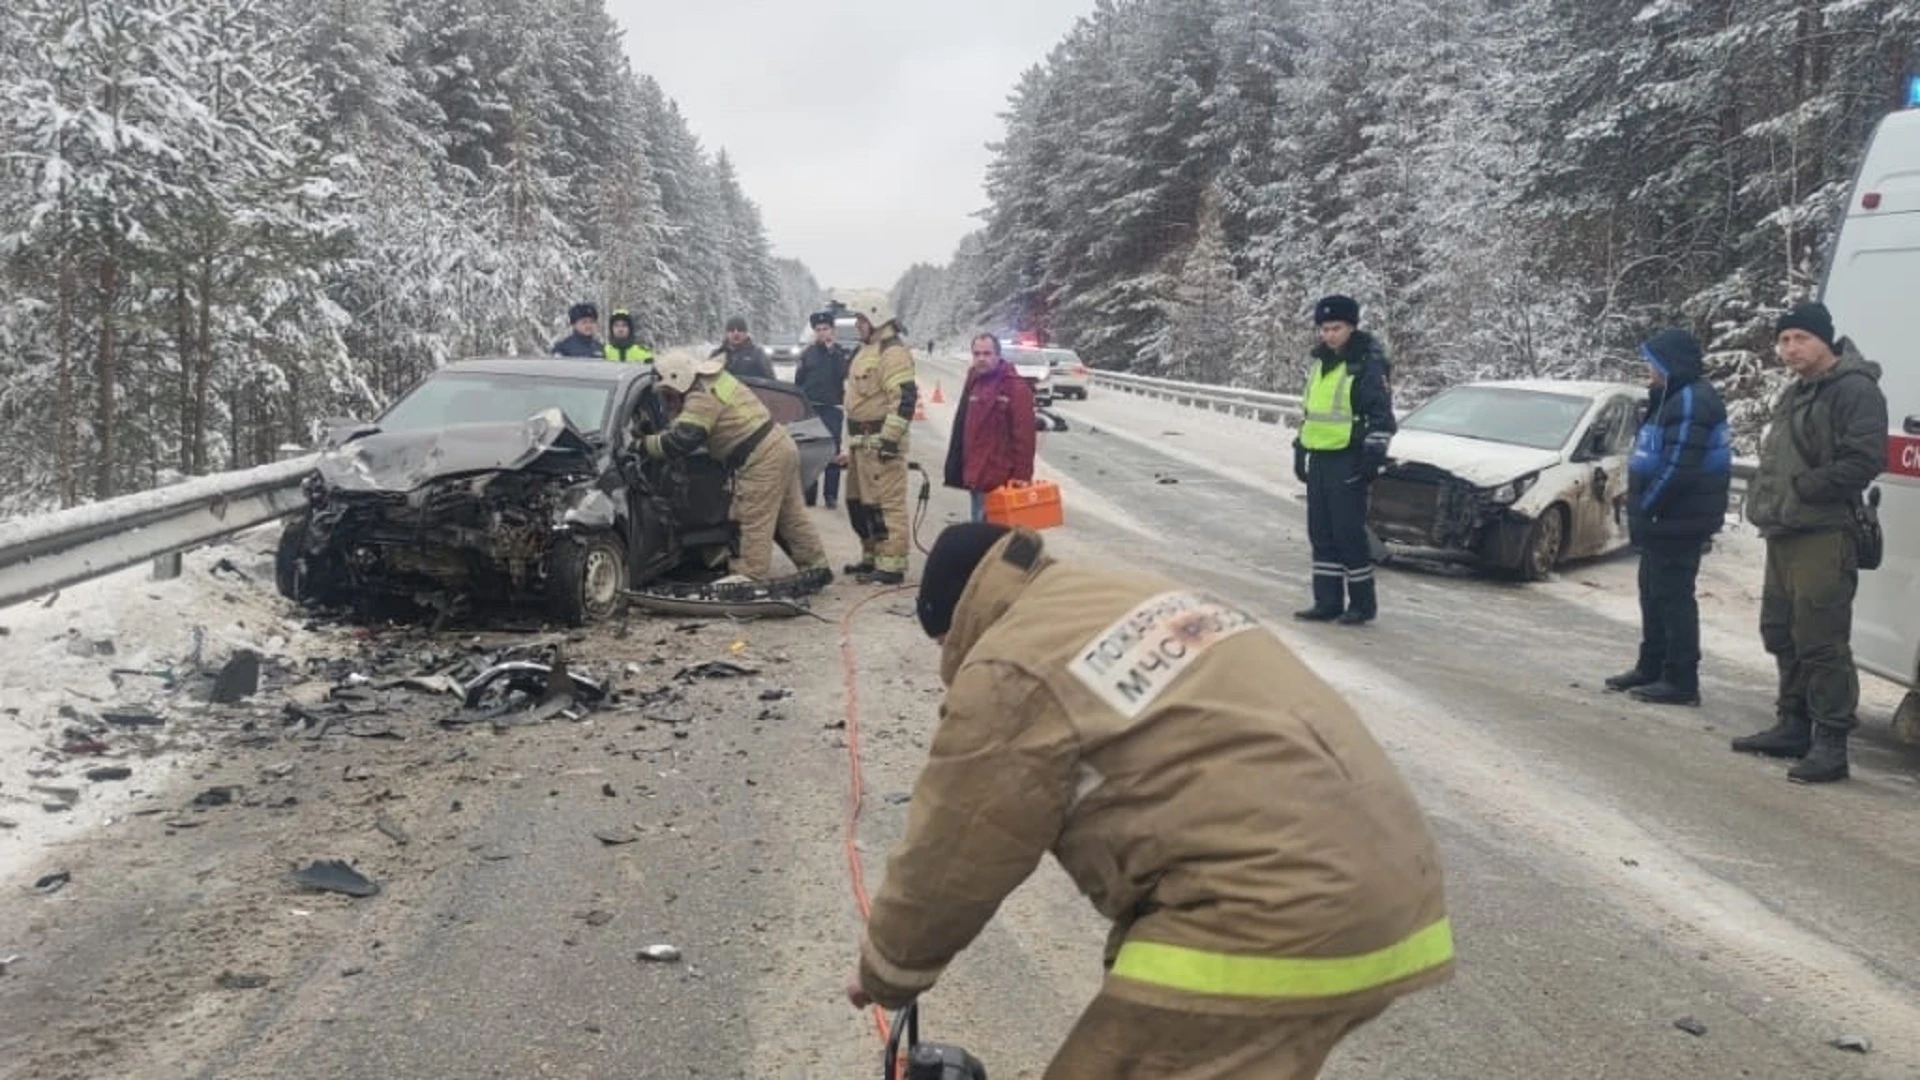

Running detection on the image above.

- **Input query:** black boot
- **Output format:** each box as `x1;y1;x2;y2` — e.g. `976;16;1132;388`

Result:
1295;570;1344;621
1787;726;1849;784
1604;669;1659;692
1629;680;1700;707
844;559;875;576
1336;576;1376;625
1293;606;1340;622
1731;714;1812;759
857;568;906;586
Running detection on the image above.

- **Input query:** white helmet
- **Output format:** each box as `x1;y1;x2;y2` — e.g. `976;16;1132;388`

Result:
653;347;708;393
830;288;896;330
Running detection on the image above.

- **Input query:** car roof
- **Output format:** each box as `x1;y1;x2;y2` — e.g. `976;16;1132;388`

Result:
437;356;651;385
1457;379;1643;399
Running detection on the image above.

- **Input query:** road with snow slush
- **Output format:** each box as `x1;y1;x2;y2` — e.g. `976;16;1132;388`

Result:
1;352;1917;1079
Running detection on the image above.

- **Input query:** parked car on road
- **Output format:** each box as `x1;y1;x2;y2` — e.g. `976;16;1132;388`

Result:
1046;348;1091;400
275;358;834;625
1368;379;1646;580
1005;344;1057;408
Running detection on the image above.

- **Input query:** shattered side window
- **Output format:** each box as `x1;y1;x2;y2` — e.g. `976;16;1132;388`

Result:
380;375;615;435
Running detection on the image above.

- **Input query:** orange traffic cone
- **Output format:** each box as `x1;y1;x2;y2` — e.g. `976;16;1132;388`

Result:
913;400;928;421
930;381;945;404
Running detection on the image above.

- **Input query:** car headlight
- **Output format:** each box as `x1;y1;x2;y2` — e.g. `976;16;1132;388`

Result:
1486;473;1539;506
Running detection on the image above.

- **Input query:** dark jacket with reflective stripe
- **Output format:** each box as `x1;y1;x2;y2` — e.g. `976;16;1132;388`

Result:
1628;329;1731;544
552;332;603;358
793;341;850;407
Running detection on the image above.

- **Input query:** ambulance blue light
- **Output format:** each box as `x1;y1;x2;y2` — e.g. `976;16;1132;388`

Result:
1907;74;1920;109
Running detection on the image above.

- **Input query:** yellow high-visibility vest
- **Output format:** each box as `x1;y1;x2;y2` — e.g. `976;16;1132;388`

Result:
1299;362;1355;451
605;342;653;363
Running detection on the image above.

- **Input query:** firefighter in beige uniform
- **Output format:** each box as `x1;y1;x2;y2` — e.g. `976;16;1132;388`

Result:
832;288;918;585
642;349;830;584
848;523;1454;1079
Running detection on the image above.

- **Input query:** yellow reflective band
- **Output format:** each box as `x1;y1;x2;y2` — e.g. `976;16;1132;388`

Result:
711;373;742;404
1110;918;1453;1000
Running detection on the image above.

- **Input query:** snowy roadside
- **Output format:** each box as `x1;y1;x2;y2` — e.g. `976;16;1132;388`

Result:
0;529;342;885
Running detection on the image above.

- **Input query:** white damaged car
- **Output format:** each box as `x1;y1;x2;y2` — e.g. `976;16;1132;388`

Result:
1368;379;1648;580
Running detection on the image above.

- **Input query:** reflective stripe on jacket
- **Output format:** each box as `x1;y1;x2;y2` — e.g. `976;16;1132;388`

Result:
605;341;654;363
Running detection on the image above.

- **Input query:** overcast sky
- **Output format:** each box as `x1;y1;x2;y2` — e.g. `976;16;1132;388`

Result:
608;1;1097;290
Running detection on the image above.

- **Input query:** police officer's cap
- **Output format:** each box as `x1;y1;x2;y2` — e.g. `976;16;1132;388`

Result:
1312;295;1360;327
809;311;835;329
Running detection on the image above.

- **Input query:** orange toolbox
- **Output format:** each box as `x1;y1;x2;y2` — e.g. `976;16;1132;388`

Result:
984;480;1064;530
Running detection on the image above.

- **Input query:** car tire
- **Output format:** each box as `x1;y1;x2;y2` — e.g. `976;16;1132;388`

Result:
1519;504;1568;582
547;530;629;625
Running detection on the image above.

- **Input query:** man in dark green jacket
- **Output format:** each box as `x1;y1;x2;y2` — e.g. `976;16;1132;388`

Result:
1734;302;1888;783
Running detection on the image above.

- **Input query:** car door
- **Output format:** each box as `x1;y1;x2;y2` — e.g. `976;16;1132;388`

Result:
1565;396;1638;558
738;375;833;490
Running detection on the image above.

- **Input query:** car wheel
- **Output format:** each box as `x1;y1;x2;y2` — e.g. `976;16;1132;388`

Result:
548;531;629;625
1519;504;1568;582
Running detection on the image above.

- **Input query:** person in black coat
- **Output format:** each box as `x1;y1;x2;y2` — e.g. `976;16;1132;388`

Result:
552;302;603;357
793;311;851;508
1607;327;1732;706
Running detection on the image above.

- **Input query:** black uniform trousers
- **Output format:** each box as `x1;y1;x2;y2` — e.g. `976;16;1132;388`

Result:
1634;537;1705;692
806;404;843;507
1306;450;1375;617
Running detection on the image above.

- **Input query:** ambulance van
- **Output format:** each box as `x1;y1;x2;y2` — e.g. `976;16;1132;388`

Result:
1822;98;1920;740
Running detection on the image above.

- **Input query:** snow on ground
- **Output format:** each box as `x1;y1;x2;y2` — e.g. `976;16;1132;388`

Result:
0;527;337;883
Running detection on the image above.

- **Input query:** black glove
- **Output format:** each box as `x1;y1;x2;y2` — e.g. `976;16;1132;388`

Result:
1292;442;1309;484
877;439;901;463
1344;463;1380;489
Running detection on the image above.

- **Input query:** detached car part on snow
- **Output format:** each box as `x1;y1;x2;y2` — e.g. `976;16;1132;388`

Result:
1367;380;1646;581
275;358;833;625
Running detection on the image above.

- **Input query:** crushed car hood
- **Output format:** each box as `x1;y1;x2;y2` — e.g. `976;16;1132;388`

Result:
1385;429;1563;487
317;408;597;493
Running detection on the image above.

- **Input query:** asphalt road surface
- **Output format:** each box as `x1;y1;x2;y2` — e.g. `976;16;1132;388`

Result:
2;355;1917;1079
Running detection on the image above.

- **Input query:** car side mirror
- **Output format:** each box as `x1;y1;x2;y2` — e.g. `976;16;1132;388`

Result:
1575;429;1608;462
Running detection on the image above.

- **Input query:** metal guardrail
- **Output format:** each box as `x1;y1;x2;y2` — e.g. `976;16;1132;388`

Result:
0;455;316;610
1087;367;1758;493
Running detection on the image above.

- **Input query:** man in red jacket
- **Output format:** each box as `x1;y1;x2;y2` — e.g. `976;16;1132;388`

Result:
944;333;1037;521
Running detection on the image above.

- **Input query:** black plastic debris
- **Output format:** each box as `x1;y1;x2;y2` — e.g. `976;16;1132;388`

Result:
102;712;165;728
34;871;70;895
85;766;132;782
758;688;791;702
216;971;271;990
1673;1017;1707;1037
290;859;380;898
1155;475;1180;485
210;650;262;704
193;786;236;808
601;783;617;798
674;661;759;682
580;910;615;927
594;828;641;846
209;558;253;582
1831;1035;1872;1054
461;656;606;711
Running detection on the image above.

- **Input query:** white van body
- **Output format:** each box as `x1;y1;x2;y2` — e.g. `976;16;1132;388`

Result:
1821;106;1920;732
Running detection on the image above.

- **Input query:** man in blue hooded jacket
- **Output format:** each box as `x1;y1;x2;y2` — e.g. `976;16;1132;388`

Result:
1605;328;1731;706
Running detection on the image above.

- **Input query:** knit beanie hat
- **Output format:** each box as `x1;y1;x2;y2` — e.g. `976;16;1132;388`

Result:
1774;302;1837;352
916;523;1012;638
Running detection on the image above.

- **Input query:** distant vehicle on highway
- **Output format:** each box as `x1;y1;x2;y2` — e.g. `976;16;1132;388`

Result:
1368;379;1646;581
1045;348;1091;400
1004;343;1057;409
275;358;833;625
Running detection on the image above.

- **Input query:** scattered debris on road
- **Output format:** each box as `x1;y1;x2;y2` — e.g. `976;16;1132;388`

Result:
209;649;262;703
193;787;235;808
675;660;757;681
215;971;271;990
290;859;380;898
101;711;164;728
84;766;132;782
33;871;71;895
594;827;641;846
1673;1016;1707;1037
1830;1034;1872;1054
579;910;614;927
373;813;411;847
637;944;682;963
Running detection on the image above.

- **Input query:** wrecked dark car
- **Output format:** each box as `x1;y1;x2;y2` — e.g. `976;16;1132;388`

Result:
1368;380;1645;581
275;357;834;624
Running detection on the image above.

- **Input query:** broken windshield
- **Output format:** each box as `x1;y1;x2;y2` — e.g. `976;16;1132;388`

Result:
378;373;614;436
1400;387;1592;452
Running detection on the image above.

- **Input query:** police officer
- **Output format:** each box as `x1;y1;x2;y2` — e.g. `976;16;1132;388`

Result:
793;310;851;508
552;302;603;357
603;308;653;363
1293;295;1395;625
642;348;831;587
847;523;1453;1078
832;288;918;585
